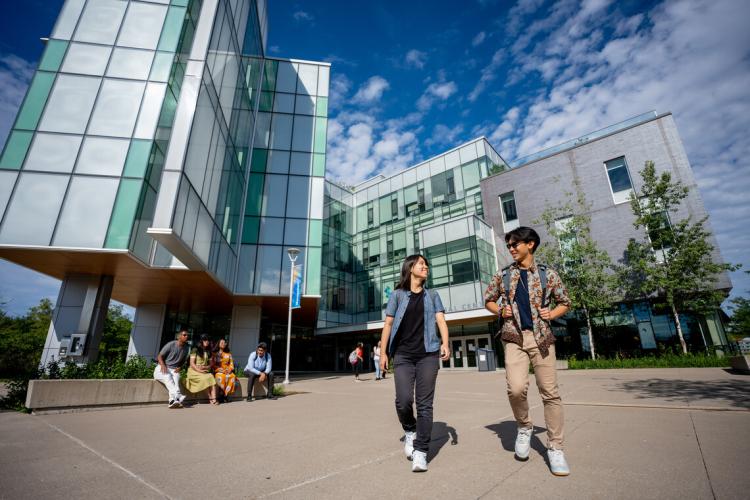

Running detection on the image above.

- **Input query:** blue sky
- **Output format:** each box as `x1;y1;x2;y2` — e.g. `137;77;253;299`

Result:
1;0;749;317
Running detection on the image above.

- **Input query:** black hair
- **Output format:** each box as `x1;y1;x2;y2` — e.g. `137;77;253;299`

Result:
195;334;210;357
395;254;430;290
505;226;541;254
215;338;230;353
257;342;268;350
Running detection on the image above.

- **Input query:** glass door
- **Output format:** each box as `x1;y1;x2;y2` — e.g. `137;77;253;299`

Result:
466;338;477;368
451;339;464;368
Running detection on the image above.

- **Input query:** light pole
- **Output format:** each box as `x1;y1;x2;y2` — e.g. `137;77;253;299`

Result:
284;247;300;385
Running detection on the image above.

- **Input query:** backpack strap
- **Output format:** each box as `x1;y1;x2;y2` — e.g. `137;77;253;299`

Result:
501;266;512;305
538;264;548;307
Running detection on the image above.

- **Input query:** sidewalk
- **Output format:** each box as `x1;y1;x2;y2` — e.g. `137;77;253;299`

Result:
1;368;748;499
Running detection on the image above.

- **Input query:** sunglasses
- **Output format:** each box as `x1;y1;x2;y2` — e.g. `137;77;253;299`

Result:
506;241;526;250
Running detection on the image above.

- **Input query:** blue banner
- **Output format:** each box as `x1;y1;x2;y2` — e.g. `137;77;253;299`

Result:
292;265;303;309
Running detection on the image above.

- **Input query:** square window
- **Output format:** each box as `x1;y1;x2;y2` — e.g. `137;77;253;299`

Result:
117;1;168;50
272;92;294;113
0;173;68;245
270;114;293;150
75;137;129;176
39;74;100;134
292;115;314;152
259;217;284;244
107;48;154;80
275;61;297;93
24;133;82;173
295;94;315;115
61;43;111;76
73;0;127;45
53;176;119;248
500;192;517;222
51;0;86;40
88;79;146;137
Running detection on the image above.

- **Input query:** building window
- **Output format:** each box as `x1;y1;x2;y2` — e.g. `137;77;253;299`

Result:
499;192;519;232
447;175;455;196
605;157;634;204
417;187;425;212
367;206;374;226
391;197;398;218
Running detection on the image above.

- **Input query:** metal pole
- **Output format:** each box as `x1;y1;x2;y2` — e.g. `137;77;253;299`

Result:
284;256;296;384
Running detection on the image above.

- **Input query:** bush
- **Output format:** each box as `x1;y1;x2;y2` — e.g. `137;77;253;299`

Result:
568;351;730;369
0;355;155;412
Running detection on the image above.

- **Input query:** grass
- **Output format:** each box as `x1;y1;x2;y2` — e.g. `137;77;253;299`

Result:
568;352;730;369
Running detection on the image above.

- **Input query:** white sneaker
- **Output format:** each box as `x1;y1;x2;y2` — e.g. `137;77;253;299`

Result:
404;431;416;459
168;399;179;409
177;394;186;407
411;450;427;472
514;427;533;460
547;448;570;476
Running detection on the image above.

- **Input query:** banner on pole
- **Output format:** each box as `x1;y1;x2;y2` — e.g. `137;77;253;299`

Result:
292;265;303;309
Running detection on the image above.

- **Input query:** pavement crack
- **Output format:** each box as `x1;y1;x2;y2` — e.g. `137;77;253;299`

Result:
689;411;717;500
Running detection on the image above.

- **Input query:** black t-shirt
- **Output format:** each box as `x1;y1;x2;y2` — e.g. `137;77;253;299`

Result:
515;270;534;331
392;290;426;356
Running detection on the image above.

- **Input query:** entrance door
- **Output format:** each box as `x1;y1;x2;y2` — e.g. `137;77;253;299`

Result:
466;338;478;368
451;339;464;368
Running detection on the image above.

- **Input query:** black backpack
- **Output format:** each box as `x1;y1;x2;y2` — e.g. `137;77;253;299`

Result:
501;264;548;307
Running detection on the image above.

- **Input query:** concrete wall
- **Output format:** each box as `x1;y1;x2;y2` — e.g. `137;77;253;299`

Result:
480;113;732;291
229;305;261;367
126;304;168;361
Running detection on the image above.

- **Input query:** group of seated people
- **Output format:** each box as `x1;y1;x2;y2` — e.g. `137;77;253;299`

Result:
153;329;276;408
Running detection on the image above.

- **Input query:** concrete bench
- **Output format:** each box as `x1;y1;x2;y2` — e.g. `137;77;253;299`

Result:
25;376;275;412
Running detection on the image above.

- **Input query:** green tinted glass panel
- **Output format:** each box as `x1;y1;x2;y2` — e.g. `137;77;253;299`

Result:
262;60;277;91
38;40;68;72
314;117;327;154
307;219;322;247
316;96;328;117
171;0;189;6
15;72;56;130
250;148;267;173
241;216;260;244
259;91;273;112
312;153;326;177
150;52;174;81
305;247;322;295
0;131;34;170
123;140;153;178
105;179;143;248
245;173;264;216
158;6;187;52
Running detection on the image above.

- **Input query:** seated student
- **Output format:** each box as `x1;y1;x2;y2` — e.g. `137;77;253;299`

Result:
213;338;237;403
186;334;219;405
154;329;190;408
244;342;276;401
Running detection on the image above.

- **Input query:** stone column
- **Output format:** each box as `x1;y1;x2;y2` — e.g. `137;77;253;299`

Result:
126;304;168;362
40;274;114;368
229;305;261;367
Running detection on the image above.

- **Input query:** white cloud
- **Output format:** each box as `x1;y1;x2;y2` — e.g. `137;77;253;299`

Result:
0;54;35;145
293;11;314;22
417;80;458;111
425;123;464;148
328;73;352;111
491;0;750;302
351;75;390;104
468;49;504;102
405;49;427;69
472;31;487;47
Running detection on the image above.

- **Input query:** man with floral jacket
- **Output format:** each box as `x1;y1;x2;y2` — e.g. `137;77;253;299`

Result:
484;226;572;476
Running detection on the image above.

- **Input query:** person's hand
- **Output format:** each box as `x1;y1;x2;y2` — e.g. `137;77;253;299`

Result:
539;307;553;321
160;364;168;375
259;373;267;382
380;353;388;372
501;305;513;318
440;343;450;361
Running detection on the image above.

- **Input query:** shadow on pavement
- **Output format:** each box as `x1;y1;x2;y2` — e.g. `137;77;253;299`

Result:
428;422;458;461
485;421;548;460
615;378;750;409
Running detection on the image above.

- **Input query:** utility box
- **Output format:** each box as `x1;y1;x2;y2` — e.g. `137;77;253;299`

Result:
477;348;496;371
69;334;87;356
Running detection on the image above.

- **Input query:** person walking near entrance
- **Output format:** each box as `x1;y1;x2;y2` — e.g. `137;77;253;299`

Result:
352;342;364;381
484;227;572;476
373;341;383;380
154;329;190;408
379;254;450;472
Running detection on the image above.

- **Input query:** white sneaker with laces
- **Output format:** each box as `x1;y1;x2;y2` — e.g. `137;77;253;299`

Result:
411;450;427;472
515;426;533;460
168;399;178;409
404;431;416;459
547;448;570;476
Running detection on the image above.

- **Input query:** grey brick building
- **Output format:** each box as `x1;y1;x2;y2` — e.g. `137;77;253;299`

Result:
480;111;732;356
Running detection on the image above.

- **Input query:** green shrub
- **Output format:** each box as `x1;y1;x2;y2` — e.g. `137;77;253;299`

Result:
568;352;730;369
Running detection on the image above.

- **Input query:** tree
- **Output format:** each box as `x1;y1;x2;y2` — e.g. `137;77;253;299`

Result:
535;186;617;359
727;272;750;341
619;161;736;354
0;298;52;378
98;304;134;362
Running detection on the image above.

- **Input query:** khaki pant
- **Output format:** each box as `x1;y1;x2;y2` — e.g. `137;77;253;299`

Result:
504;330;564;449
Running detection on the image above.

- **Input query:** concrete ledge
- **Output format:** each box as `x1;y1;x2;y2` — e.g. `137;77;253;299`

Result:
729;355;750;373
26;377;274;412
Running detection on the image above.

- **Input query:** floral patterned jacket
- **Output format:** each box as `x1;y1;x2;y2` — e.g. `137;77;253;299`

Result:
484;261;571;358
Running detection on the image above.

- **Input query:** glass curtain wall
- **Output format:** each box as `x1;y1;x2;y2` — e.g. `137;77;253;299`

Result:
0;0;200;261
318;138;505;328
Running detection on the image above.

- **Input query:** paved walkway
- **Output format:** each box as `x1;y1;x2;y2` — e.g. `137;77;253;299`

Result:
1;368;749;499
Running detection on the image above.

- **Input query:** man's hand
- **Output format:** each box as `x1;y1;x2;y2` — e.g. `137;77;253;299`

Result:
539;307;553;321
501;305;513;318
259;372;267;382
160;364;168;375
440;343;450;361
380;353;388;372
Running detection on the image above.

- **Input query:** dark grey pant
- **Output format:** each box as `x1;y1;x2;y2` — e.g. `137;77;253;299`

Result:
245;370;274;398
393;351;440;453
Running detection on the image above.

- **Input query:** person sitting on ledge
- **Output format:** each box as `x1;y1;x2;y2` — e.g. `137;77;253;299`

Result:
186;334;219;405
154;329;189;409
244;342;276;401
213;338;237;403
